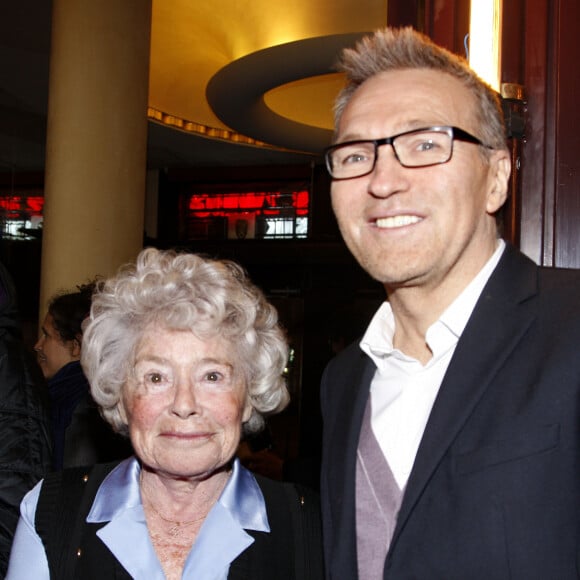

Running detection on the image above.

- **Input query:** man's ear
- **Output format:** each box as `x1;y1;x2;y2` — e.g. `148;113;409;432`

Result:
486;149;512;214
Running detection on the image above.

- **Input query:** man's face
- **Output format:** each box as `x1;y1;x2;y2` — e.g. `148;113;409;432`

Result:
330;69;510;294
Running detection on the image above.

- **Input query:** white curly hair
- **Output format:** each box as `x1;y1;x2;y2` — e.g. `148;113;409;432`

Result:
81;248;290;436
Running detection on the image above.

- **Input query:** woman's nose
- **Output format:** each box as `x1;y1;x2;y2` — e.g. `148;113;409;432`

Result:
171;379;198;417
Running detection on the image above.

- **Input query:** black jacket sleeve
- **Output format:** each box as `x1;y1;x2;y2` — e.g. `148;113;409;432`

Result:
0;262;52;576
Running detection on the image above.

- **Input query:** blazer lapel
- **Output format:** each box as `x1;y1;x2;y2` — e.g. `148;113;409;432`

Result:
390;245;540;548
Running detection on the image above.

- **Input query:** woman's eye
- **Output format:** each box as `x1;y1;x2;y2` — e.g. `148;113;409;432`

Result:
145;372;164;384
205;371;221;382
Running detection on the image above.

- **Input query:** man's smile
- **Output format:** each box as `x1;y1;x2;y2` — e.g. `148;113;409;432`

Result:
375;214;422;229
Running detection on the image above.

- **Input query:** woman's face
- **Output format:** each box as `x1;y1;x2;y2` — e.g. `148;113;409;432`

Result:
34;313;79;379
121;325;252;481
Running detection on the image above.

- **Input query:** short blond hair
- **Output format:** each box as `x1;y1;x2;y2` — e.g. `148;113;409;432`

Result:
334;27;507;150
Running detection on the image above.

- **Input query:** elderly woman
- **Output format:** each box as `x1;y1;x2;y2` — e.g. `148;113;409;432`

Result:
7;248;323;579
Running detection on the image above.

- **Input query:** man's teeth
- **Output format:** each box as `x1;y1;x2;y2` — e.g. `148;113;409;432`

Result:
376;215;421;228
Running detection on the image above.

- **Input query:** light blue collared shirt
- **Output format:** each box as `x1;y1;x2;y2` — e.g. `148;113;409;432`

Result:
6;457;269;579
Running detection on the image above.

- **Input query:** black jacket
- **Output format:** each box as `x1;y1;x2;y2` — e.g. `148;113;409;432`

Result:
320;244;580;579
48;360;132;471
35;462;324;579
0;262;52;575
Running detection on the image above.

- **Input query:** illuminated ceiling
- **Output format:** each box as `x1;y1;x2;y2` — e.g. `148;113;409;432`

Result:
148;0;388;154
0;0;388;172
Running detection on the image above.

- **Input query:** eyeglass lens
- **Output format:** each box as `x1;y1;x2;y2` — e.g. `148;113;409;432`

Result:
327;128;455;179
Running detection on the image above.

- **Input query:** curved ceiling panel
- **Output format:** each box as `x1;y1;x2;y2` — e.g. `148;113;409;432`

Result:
206;33;369;154
264;74;346;131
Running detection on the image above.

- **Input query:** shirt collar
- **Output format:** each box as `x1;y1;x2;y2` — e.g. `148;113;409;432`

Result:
438;239;505;338
87;456;268;532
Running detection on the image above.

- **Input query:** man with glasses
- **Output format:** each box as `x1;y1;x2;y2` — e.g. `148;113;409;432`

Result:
320;27;580;579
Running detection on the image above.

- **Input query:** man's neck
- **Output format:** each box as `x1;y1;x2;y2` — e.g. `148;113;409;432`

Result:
386;270;479;363
387;287;443;364
385;239;503;364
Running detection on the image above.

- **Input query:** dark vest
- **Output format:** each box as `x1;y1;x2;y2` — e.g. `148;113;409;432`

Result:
35;462;324;579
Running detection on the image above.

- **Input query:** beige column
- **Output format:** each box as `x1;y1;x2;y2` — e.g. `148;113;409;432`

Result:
39;0;152;314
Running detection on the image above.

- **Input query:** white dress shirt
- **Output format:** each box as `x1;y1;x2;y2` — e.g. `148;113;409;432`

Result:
360;240;505;490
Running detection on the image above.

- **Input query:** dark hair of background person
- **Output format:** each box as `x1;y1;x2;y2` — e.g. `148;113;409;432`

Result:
48;281;99;342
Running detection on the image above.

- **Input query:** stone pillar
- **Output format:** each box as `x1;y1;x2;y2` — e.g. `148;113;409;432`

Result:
39;0;152;313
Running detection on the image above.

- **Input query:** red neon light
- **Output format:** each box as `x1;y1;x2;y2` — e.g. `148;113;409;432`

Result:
188;190;309;218
0;196;44;216
295;190;309;209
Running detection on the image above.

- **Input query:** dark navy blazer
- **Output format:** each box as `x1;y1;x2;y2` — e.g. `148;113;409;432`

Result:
320;243;580;579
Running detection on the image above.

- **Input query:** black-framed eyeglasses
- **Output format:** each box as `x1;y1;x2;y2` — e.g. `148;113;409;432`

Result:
324;125;492;180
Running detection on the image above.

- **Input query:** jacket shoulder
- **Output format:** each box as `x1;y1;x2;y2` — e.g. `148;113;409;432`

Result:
230;475;324;579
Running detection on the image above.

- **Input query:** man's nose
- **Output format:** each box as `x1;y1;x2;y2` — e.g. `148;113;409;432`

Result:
366;144;409;197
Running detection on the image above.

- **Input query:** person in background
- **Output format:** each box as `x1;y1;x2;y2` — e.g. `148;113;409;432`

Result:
8;248;323;579
0;261;51;576
320;27;580;579
35;282;131;470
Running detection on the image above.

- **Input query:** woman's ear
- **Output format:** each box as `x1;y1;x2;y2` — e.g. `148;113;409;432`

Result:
70;335;82;359
486;149;512;215
242;395;253;423
117;391;129;426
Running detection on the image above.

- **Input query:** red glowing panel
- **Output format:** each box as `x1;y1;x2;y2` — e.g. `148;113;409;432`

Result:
0;196;44;215
223;195;239;209
0;197;21;211
184;188;310;239
27;197;44;214
189;196;207;210
295;190;309;209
